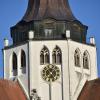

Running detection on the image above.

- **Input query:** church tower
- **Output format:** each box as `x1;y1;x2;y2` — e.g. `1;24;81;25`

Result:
3;0;97;100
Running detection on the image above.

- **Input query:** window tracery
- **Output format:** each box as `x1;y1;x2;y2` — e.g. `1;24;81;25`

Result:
40;46;50;65
52;46;62;64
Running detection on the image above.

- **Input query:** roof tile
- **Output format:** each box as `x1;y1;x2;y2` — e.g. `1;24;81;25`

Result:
78;78;100;100
0;79;27;100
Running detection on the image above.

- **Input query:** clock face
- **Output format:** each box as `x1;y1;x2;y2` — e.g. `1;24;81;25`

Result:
41;64;60;83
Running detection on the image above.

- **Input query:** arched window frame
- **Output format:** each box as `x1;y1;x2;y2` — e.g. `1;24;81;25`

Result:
21;50;26;74
40;46;50;65
52;46;62;64
12;52;17;76
74;49;81;67
83;51;89;69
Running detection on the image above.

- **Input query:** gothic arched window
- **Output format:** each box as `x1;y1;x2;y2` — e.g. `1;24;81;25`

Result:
21;50;26;74
12;52;17;76
52;46;62;64
40;46;50;65
74;49;80;67
83;51;89;69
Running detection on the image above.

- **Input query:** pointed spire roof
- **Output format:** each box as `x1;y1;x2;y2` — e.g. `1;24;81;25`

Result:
22;0;76;22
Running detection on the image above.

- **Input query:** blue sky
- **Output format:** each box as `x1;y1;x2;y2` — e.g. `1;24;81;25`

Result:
0;0;100;78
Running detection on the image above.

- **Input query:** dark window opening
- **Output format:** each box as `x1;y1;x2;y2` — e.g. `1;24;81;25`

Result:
21;50;26;74
12;52;17;76
83;51;89;69
40;53;44;64
74;49;80;67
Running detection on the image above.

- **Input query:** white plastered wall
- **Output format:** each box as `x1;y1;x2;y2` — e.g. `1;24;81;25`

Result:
3;39;97;100
68;40;97;99
28;40;70;100
3;43;29;97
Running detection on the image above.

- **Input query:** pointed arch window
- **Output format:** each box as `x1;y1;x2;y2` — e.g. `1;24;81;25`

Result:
83;51;89;69
74;49;80;67
12;52;17;76
40;46;50;65
52;46;62;64
21;50;26;74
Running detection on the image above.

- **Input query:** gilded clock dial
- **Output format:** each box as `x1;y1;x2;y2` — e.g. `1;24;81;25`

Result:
41;64;60;82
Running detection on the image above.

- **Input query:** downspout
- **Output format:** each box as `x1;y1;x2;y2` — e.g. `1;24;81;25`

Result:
28;41;31;100
61;60;64;100
2;49;4;79
67;39;71;100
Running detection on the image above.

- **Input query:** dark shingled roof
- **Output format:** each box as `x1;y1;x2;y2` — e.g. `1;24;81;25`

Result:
22;0;76;21
78;78;100;100
0;79;27;100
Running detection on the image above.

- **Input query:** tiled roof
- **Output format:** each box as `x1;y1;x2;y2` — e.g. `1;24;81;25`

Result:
0;79;27;100
78;78;100;100
1;78;100;100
